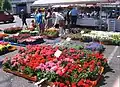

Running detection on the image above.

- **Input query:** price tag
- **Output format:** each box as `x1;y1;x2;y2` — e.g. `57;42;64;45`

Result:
14;33;19;36
54;49;62;57
81;30;84;34
66;37;71;41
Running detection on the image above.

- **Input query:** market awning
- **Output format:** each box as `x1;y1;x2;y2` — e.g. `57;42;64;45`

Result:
32;0;116;6
52;5;70;8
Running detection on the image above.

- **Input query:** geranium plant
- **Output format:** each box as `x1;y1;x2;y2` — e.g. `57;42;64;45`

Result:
3;45;108;87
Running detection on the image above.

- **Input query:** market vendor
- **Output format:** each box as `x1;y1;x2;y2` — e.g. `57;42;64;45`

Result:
69;7;79;27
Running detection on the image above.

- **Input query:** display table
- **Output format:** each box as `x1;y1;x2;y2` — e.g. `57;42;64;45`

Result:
116;20;120;32
107;19;120;32
76;18;99;27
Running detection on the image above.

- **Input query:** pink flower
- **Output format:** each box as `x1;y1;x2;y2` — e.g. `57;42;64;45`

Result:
2;57;9;64
50;66;57;71
12;62;19;67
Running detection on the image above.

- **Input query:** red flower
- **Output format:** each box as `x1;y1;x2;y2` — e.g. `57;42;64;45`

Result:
90;64;95;72
77;79;84;86
60;83;65;87
71;82;76;87
97;62;101;66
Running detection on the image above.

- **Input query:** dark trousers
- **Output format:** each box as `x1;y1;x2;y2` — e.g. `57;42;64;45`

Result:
22;20;27;26
71;16;77;26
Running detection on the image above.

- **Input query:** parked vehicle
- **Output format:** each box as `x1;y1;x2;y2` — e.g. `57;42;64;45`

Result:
0;11;14;23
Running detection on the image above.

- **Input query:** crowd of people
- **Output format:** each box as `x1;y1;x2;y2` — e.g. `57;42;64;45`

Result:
19;7;80;36
19;6;120;35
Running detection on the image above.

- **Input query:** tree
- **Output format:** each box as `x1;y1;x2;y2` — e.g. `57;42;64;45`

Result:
2;0;12;11
0;0;3;10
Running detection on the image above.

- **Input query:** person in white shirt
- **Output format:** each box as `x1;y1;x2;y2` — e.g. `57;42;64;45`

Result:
52;8;65;36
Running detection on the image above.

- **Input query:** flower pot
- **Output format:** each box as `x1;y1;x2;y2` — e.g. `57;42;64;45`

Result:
8;46;17;51
3;68;37;82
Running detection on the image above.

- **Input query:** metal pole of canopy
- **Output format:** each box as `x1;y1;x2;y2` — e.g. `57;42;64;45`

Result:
99;2;102;30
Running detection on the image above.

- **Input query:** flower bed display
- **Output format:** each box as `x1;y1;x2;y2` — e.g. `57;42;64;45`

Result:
55;40;84;50
43;28;59;39
4;34;44;45
0;41;16;55
61;33;82;40
81;31;120;46
20;30;39;36
18;36;44;45
20;30;31;34
55;41;105;53
85;42;105;53
0;33;8;40
4;27;22;34
3;45;108;87
62;30;120;46
4;34;31;43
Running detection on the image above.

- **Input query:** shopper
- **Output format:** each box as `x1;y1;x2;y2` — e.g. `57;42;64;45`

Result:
19;9;28;28
66;8;71;29
30;20;36;29
69;7;79;27
35;9;43;34
52;8;65;36
41;8;46;32
45;9;52;29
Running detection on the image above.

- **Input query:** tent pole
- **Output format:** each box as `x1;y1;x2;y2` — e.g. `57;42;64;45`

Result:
99;2;102;30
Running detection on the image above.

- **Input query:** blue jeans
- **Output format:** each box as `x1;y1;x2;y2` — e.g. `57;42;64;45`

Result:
71;16;77;25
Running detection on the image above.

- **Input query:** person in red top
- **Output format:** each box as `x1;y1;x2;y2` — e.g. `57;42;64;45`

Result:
30;20;36;28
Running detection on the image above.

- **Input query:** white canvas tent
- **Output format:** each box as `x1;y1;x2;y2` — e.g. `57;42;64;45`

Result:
32;0;116;6
52;5;70;8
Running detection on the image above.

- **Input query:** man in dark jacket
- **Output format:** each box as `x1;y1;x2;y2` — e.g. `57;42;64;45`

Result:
19;9;28;28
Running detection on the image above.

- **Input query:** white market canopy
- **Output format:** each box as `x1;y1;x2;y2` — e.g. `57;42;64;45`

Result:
32;0;116;6
52;5;70;8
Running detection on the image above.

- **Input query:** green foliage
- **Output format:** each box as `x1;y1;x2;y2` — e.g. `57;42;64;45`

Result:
2;0;11;11
24;67;34;76
0;0;3;10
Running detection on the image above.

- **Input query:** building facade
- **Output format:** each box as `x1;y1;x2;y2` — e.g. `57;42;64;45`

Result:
11;0;36;14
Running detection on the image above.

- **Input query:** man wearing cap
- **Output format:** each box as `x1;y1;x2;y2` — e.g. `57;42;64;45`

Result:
19;9;28;28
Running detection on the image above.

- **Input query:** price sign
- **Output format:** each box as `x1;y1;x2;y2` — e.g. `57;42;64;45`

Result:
54;49;62;57
66;37;71;41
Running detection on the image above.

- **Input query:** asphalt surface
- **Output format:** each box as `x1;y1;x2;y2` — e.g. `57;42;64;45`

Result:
0;16;33;29
0;16;120;87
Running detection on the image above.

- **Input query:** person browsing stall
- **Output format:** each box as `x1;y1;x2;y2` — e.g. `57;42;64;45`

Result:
69;7;79;27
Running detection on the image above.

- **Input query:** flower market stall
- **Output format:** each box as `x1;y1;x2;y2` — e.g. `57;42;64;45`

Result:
0;33;8;40
4;34;44;45
0;41;17;55
42;28;59;39
3;27;22;34
2;44;108;87
62;30;120;46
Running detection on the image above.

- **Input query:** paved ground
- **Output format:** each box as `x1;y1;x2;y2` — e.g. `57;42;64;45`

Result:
0;15;33;29
0;16;120;87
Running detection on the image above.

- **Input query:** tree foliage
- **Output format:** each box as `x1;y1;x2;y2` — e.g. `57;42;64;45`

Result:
0;0;3;10
0;0;12;11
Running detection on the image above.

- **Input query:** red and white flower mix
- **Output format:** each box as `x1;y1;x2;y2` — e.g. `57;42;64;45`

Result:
3;45;108;87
